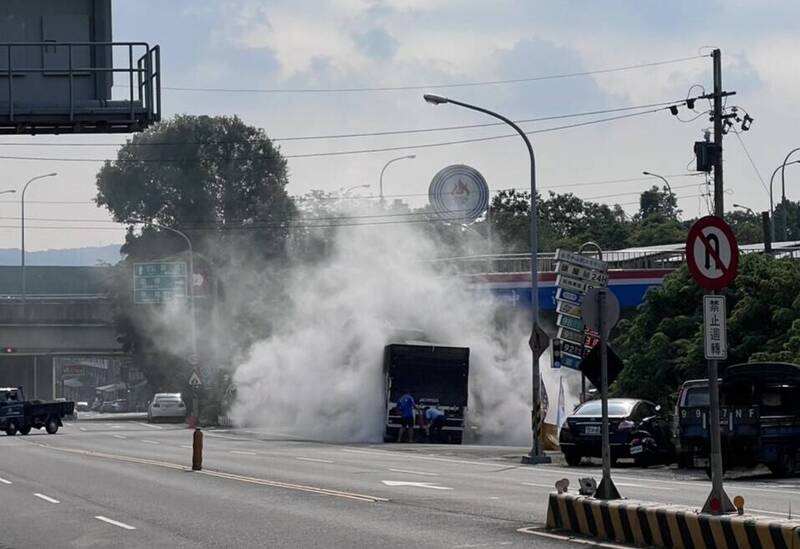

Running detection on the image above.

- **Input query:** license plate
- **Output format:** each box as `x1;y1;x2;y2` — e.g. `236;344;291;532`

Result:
630;444;643;455
584;425;600;435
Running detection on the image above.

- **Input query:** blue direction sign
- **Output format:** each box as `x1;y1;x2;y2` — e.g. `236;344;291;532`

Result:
133;261;188;305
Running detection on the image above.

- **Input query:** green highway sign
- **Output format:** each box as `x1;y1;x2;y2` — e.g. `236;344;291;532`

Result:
133;262;188;304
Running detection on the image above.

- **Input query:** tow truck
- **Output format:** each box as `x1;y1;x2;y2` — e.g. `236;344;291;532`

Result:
0;387;74;436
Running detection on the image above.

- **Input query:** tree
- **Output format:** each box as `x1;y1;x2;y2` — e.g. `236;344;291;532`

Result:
613;254;800;406
97;115;297;392
726;210;763;245
638;185;680;221
96;114;296;261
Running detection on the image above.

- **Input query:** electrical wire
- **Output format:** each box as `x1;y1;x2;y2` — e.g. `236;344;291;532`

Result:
161;55;706;94
0;99;696;146
731;128;770;196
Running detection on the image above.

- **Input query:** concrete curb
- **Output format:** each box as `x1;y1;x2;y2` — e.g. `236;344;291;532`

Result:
546;492;800;548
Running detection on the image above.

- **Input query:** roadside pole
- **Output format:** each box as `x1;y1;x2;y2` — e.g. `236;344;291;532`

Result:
583;286;621;500
577;241;603;403
686;215;739;515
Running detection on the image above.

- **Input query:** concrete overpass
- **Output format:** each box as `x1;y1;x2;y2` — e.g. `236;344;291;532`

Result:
0;266;125;401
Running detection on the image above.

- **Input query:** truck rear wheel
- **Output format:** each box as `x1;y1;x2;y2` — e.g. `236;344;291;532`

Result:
45;419;59;434
5;420;18;436
769;448;797;477
18;425;31;435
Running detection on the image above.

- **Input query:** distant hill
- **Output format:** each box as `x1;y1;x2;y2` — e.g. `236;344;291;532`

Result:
0;245;123;266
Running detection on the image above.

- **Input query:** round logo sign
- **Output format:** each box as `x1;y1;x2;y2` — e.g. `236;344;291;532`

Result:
428;164;489;223
685;215;739;290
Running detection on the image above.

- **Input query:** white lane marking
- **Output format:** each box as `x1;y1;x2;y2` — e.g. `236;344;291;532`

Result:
111;425;122;429
33;493;60;504
0;477;12;485
522;482;555;488
180;445;193;449
518;527;630;548
79;427;87;431
381;480;452;490
615;482;675;491
489;496;500;500
140;439;160;445
748;507;797;518
453;542;513;548
296;457;334;464
342;448;501;468
230;450;257;456
388;468;438;476
95;516;136;530
112;435;127;440
137;422;163;430
205;433;251;442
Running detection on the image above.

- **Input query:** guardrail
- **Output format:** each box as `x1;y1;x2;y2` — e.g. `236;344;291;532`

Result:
0;41;160;133
423;247;800;275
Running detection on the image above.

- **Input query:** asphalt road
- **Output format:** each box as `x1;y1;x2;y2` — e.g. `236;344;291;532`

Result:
1;421;798;548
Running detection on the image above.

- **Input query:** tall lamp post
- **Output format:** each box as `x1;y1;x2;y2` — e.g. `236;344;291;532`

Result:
732;203;756;216
379;155;415;207
343;184;371;196
642;171;675;211
423;93;549;464
769;157;800;242
127;219;197;361
21;172;57;309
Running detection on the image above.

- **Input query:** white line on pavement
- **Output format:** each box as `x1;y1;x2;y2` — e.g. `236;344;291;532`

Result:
140;439;160;445
137;422;163;430
388;468;438;476
615;482;675;490
296;457;334;464
79;427;87;431
112;435;127;439
204;433;252;441
95;516;136;530
33;493;60;504
0;477;12;485
748;507;796;518
179;445;193;449
230;450;257;456
518;527;630;548
521;482;555;489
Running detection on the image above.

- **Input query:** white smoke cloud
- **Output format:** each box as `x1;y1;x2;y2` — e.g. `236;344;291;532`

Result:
229;214;539;444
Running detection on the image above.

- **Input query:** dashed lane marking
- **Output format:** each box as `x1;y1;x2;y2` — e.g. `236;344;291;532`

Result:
296;457;334;464
78;427;87;432
179;445;193;449
388;468;438;476
112;435;127;440
140;440;160;445
522;482;555;489
517;527;633;548
230;450;257;456
95;516;136;530
136;422;163;430
0;477;12;485
33;493;60;504
24;440;387;504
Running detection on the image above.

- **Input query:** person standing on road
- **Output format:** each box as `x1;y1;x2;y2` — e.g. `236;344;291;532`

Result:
425;406;446;442
397;391;416;443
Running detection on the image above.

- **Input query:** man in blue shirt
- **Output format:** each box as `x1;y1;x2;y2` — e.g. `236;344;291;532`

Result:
396;391;416;442
425;406;446;442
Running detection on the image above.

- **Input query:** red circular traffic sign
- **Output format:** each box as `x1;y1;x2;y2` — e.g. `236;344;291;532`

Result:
685;215;739;290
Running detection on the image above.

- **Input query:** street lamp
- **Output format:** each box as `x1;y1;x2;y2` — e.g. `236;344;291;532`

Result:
423;93;549;464
769;155;800;242
642;171;676;215
732;203;756;216
379;155;415;207
342;184;371;197
21;172;57;308
127;219;197;361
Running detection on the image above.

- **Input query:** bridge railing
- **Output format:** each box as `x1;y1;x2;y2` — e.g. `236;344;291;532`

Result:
422;246;800;275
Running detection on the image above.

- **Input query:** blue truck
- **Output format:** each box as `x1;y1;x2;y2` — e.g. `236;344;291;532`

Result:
676;362;800;476
0;387;74;436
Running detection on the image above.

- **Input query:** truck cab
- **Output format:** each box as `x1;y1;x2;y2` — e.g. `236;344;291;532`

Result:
0;386;74;436
383;344;469;444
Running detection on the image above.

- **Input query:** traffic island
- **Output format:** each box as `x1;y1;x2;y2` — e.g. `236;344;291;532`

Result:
545;492;800;548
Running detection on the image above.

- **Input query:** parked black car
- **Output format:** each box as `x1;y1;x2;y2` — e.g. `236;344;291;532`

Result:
559;398;674;467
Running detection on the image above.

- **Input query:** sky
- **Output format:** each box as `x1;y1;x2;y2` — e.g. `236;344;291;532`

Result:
2;0;800;251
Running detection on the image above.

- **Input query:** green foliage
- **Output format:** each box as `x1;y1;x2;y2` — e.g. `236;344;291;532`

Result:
613;254;800;406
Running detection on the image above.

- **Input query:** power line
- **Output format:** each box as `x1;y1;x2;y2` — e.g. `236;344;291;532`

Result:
161;55;706;94
3;192;706;232
0;104;677;164
0;99;688;145
731;128;770;196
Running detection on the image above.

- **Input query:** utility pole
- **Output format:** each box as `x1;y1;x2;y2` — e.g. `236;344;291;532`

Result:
712;49;724;218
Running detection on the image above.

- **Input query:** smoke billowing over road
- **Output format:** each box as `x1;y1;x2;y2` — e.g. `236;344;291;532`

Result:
229;215;536;444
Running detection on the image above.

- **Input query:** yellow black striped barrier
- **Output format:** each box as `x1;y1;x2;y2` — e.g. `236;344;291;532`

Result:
546;492;800;548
